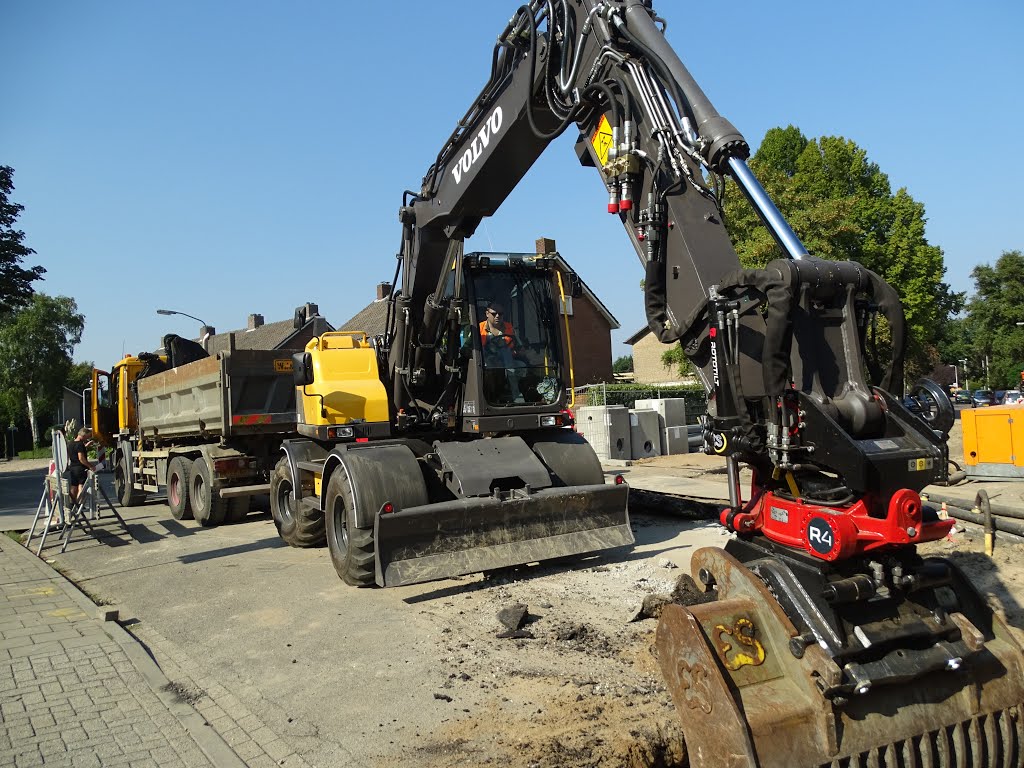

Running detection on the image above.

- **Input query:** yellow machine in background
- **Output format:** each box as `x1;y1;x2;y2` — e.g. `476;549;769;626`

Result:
961;402;1024;479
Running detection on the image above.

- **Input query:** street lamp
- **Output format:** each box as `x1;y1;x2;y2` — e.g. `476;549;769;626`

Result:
156;308;207;327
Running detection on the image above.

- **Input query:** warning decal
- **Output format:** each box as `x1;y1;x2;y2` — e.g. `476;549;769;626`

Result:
591;114;613;167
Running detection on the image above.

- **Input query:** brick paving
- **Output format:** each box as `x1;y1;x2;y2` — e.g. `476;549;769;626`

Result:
0;536;239;767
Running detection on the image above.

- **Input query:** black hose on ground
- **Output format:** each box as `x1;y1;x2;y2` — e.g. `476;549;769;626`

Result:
924;490;1024;522
940;502;1024;540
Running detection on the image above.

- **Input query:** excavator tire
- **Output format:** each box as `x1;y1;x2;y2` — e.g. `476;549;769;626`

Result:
270;456;325;547
530;431;604;487
325;464;375;587
189;458;226;527
114;455;147;507
656;546;1024;768
166;457;193;520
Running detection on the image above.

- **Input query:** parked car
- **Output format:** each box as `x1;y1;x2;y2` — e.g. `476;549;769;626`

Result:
1003;389;1023;404
994;390;1007;405
953;390;973;404
972;389;994;407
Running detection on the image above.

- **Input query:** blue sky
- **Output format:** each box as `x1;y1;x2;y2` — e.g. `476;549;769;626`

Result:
4;1;1023;367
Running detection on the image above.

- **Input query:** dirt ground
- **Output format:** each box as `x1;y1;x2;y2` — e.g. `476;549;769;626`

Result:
397;547;693;768
400;412;1024;768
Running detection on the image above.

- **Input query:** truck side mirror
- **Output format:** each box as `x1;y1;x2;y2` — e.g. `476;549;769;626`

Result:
292;352;314;386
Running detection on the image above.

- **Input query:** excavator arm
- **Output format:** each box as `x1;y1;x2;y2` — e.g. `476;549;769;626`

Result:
385;2;1024;765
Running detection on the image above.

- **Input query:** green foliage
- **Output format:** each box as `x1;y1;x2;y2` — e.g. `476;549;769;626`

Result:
0;166;45;320
722;127;963;373
965;250;1024;388
65;360;95;395
660;343;694;377
612;355;633;374
0;294;85;446
17;446;51;459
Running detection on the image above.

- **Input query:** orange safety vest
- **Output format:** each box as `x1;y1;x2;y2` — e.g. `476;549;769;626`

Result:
479;320;516;352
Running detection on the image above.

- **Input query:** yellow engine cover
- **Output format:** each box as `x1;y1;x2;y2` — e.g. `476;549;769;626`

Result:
299;332;390;427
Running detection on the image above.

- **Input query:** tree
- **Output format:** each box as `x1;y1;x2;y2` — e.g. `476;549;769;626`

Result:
965;250;1024;388
0;294;84;447
0;166;45;319
612;355;633;374
722;127;963;375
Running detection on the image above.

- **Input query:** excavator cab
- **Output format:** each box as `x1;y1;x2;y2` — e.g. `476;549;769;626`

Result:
461;252;567;413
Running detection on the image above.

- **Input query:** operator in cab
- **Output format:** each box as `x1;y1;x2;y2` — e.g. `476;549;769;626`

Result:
479;301;528;403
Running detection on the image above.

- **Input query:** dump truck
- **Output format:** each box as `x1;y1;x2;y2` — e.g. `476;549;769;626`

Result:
92;335;297;525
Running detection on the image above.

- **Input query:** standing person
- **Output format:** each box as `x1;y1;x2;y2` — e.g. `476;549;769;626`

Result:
63;427;95;506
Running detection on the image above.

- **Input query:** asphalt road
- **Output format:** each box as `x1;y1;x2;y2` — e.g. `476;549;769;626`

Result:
10;466;723;768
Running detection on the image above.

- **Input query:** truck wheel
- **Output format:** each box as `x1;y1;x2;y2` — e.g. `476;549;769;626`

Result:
225;496;250;523
270;456;325;547
189;458;226;527
166;457;193;520
115;456;147;507
325;464;375;586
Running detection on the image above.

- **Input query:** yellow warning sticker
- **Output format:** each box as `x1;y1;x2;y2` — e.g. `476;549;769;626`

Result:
274;359;294;373
591;114;613;168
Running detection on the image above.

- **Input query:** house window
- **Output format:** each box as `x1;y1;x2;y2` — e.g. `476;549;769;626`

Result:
560;296;574;316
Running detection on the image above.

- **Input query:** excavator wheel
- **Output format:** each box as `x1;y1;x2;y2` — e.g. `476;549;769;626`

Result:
324;445;429;587
656;547;1024;768
270;456;325;547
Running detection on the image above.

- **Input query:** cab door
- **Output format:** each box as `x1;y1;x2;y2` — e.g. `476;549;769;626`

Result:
91;369;116;445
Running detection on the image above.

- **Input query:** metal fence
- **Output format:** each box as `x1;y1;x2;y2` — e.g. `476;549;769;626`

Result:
570;383;708;424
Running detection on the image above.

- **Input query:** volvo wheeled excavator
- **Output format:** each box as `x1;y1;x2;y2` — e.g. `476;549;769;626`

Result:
270;1;1024;764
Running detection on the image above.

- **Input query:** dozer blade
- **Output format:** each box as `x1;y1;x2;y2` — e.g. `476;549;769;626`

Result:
374;483;631;587
656;547;1024;768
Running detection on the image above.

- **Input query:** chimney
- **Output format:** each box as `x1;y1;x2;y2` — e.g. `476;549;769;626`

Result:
304;303;319;322
536;237;557;255
247;313;264;330
376;282;392;300
199;325;215;350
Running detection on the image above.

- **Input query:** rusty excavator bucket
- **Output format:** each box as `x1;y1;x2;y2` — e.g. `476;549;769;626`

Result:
656;547;1024;768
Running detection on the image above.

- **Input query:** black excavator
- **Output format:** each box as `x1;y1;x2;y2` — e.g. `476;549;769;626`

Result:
269;2;1024;764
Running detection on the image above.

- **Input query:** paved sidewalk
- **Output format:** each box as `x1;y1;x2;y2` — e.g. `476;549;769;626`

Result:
0;535;245;768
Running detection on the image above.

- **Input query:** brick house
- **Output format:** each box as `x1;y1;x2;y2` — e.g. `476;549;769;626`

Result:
339;240;619;386
625;326;693;385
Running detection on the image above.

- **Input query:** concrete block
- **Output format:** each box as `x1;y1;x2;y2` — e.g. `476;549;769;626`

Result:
629;409;661;459
663;425;690;455
575;406;631;460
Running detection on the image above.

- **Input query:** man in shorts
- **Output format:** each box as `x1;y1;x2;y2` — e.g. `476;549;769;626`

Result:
63;427;96;506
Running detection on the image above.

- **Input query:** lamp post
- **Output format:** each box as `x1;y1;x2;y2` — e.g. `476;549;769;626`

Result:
960;358;968;391
156;308;207;328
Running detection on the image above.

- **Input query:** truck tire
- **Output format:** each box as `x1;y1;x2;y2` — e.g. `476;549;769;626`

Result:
325;464;375;586
115;456;147;507
166;457;193;520
225;496;250;523
270;456;325;547
189;458;226;527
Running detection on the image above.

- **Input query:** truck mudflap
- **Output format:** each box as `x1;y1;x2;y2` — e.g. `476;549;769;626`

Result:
655;547;1024;768
374;483;632;587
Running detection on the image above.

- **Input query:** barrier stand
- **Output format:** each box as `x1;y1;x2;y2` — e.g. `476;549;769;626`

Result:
25;432;71;554
59;470;130;552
